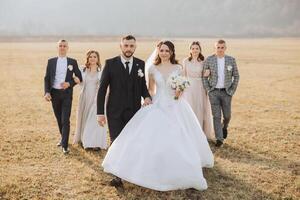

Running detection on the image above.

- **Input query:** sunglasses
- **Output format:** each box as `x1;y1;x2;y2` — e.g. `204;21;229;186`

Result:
59;45;67;47
217;47;225;49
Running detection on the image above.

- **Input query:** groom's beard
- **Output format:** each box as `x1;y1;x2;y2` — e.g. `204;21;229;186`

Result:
122;51;134;58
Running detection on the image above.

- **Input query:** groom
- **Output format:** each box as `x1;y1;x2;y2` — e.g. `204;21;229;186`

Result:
203;39;239;147
44;39;82;154
97;35;152;187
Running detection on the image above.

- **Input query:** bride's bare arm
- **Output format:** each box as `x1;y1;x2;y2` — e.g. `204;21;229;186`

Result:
148;74;156;97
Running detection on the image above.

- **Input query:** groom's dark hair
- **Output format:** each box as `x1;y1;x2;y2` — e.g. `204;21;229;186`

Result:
122;35;136;41
217;39;226;44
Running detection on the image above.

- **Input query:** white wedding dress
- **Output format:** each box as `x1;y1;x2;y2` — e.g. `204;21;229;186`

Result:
102;64;214;191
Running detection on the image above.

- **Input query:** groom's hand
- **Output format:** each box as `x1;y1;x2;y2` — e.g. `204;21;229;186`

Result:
61;82;70;90
44;93;52;101
97;115;106;127
143;97;152;107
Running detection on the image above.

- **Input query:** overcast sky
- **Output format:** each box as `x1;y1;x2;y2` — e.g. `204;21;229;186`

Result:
0;0;299;37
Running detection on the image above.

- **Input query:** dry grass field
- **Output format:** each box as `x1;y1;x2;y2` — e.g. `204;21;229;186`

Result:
0;38;299;200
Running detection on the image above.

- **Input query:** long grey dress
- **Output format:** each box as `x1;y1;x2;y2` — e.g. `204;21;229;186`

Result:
73;68;108;149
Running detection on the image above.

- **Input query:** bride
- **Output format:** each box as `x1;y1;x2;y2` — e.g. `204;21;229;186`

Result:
102;40;214;191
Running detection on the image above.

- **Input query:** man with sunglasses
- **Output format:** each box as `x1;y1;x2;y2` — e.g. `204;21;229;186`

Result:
97;35;152;187
44;39;82;154
202;39;239;147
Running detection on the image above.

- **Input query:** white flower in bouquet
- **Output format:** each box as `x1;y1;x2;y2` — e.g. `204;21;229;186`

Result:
167;75;190;100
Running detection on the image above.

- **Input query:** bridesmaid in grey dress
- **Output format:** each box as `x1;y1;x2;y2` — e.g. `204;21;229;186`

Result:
183;41;214;140
73;50;108;149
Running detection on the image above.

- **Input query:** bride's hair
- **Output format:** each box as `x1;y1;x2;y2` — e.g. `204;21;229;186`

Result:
84;50;101;72
188;41;204;61
154;40;179;65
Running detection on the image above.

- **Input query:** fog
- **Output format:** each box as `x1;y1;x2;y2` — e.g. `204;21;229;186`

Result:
0;0;299;37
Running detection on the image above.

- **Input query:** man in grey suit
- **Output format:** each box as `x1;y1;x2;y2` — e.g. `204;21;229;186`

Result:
203;39;239;147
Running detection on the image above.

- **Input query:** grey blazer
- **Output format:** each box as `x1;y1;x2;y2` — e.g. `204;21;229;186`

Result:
202;54;239;96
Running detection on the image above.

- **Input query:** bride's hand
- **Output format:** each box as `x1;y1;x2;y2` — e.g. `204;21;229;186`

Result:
175;89;183;99
143;97;152;107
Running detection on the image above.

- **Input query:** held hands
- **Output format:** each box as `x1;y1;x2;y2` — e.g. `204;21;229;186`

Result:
44;93;52;101
203;69;210;78
61;82;70;90
73;76;81;84
97;115;107;127
142;97;152;107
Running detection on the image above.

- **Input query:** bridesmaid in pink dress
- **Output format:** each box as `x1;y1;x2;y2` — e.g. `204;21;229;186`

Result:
183;41;214;140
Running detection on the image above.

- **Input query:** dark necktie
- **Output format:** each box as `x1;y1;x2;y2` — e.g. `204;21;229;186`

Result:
125;61;130;75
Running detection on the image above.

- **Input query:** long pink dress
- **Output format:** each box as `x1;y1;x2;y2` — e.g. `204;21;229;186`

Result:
183;58;214;140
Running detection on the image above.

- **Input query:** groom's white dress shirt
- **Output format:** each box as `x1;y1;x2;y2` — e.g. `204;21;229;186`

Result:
216;57;225;89
120;55;133;74
53;57;68;89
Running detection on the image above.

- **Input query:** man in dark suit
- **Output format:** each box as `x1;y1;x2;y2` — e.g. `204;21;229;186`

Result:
44;39;82;154
97;35;152;187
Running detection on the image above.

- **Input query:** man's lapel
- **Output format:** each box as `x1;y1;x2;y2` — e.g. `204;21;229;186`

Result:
130;57;138;79
52;57;58;77
213;55;218;76
65;57;72;81
224;55;229;81
117;56;126;73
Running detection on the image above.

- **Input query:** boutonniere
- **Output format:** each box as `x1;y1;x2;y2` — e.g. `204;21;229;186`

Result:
227;65;232;71
68;65;73;71
137;69;144;77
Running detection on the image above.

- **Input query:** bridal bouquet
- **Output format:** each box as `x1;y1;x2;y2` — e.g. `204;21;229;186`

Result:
167;75;190;100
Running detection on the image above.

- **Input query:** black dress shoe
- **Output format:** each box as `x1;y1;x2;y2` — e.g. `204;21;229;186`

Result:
215;140;223;147
62;147;70;154
57;142;62;147
93;147;101;151
109;177;123;187
223;128;228;139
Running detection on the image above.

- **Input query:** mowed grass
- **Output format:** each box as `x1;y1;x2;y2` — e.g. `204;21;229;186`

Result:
0;38;299;200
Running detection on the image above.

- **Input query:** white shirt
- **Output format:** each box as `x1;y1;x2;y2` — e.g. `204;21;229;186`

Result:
53;57;68;89
216;57;225;88
120;55;133;74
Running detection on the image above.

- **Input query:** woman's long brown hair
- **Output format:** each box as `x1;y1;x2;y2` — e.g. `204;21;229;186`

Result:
188;41;204;62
